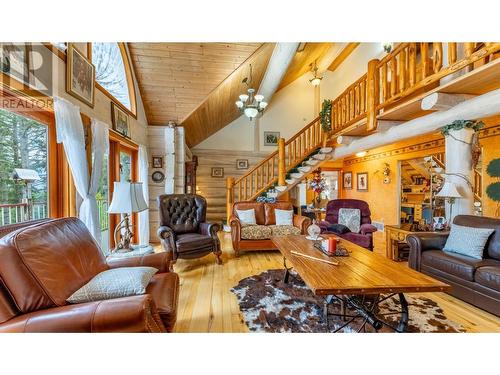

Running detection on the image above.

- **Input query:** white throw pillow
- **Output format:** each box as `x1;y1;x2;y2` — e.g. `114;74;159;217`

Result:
275;209;293;226
67;267;158;304
443;223;495;260
236;209;257;226
338;208;361;233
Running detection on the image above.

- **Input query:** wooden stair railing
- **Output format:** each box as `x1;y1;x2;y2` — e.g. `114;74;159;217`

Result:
226;116;323;221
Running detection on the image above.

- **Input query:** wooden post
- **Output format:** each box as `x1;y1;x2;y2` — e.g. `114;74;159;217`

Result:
278;138;286;186
366;59;380;132
226;177;234;224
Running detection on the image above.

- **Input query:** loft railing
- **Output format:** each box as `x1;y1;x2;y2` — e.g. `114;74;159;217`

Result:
226;116;323;220
331;73;368;133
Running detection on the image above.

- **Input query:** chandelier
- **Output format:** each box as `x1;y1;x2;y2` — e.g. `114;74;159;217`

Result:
235;64;268;120
309;60;323;86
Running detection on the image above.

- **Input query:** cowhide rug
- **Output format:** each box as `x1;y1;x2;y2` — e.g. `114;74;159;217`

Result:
231;269;465;333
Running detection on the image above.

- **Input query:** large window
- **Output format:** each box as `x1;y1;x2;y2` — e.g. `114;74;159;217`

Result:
91;43;135;114
0;108;48;225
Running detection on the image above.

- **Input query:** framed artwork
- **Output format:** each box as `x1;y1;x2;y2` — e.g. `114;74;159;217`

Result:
211;167;224;178
264;131;280;146
66;43;95;108
343;171;352;190
151;170;165;183
236;159;249;170
152;156;163;169
111;102;130;138
357;172;369;191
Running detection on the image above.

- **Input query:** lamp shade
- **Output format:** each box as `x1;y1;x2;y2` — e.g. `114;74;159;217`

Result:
108;182;148;214
436;181;462;199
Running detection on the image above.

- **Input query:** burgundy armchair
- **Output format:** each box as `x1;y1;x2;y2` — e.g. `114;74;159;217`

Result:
319;199;377;251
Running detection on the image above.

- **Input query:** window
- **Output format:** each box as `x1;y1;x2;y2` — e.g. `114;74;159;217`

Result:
91;43;135;114
0;108;48;225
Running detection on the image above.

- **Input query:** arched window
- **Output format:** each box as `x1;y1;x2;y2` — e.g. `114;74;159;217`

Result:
91;43;136;116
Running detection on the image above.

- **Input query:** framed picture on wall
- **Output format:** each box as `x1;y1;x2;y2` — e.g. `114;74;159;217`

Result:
211;167;224;178
111;102;130;138
236;159;249;170
343;171;352;189
264;131;280;146
66;43;95;108
152;156;163;169
357;172;368;191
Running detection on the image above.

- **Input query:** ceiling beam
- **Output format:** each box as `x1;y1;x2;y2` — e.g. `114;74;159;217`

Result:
327;42;360;72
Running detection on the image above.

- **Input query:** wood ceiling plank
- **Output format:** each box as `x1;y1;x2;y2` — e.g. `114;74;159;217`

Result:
327;42;360;71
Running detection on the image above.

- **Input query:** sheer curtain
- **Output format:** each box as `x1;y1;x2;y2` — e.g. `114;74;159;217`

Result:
138;144;150;245
53;97;107;246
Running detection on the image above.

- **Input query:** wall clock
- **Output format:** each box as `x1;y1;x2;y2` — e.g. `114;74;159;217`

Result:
152;171;165;183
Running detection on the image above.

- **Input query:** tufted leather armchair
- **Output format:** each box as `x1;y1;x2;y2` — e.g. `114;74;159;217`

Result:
157;194;221;268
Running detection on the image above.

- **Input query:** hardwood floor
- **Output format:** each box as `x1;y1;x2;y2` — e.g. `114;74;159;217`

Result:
169;232;500;333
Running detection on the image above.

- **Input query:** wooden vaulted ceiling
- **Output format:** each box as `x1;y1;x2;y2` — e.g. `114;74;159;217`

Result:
128;42;262;125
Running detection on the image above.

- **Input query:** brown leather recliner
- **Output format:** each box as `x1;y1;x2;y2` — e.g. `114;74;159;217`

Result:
407;215;500;317
0;218;179;332
230;201;311;256
157;194;221;267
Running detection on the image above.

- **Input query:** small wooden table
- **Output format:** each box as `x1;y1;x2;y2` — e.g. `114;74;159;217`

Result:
271;234;450;332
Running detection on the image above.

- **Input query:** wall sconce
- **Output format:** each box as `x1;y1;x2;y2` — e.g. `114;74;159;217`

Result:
355;151;367;157
382;43;393;53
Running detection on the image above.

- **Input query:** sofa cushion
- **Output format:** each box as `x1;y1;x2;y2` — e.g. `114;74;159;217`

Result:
338;208;361;233
236;209;257;226
145;272;179;332
241;225;272;240
275;209;293;226
67;267;158;304
443;223;495;259
421;250;499;281
175;233;214;253
264;202;293;225
475;266;500;292
327;223;350;235
233;202;266;225
269;225;301;236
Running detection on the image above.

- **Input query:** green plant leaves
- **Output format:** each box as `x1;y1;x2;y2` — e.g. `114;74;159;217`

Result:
440;120;484;136
486;158;500;178
486;181;500;202
319;99;332;132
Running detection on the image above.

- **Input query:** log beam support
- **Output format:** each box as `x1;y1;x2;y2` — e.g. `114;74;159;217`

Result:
421;92;476;111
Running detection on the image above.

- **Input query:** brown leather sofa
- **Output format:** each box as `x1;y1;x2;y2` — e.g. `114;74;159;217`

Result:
0;218;179;332
157;194;221;267
229;201;311;256
407;215;500;317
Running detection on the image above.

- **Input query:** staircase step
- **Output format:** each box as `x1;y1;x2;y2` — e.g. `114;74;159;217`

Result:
320;147;333;153
306;159;319;166
298;166;311;173
312;154;331;161
290;172;304;179
285;179;296;185
275;185;288;192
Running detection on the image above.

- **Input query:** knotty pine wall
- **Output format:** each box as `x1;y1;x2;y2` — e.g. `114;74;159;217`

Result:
192;149;269;224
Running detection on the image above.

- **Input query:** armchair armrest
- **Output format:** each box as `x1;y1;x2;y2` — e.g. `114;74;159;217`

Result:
0;295;166;333
293;215;311;234
407;232;449;271
199;222;220;238
157;225;176;253
360;223;377;235
107;252;171;273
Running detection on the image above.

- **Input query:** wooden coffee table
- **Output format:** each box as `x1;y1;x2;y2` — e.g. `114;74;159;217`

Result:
271;234;450;332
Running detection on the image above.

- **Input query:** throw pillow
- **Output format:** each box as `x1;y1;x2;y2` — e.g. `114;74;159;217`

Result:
236;209;257;226
327;223;351;234
338;208;361;233
443;224;495;260
275;209;293;226
67;267;158;304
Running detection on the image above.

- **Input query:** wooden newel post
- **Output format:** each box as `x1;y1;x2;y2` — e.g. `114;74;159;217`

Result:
226;177;234;224
366;59;380;132
278;138;286;186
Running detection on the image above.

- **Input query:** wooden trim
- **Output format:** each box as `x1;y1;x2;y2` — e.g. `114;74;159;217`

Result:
328;43;360;72
109;128;139;150
42;43;66;61
88;42;138;119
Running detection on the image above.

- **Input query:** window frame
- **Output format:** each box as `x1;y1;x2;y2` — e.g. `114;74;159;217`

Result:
87;42;137;119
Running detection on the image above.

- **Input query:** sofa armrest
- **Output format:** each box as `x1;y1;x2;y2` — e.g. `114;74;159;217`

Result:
293;215;312;234
360;223;377;235
407;232;449;271
229;215;242;249
199;222;220;238
0;295;166;333
107;252;171;273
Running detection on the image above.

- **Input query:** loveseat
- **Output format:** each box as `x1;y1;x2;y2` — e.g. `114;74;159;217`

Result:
0;218;179;332
229;201;311;256
407;215;500;317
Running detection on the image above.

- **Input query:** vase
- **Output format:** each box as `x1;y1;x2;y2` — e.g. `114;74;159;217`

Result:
307;219;321;240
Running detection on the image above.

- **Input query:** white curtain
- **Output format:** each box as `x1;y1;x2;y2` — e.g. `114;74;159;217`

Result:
53;97;108;246
138;144;150;246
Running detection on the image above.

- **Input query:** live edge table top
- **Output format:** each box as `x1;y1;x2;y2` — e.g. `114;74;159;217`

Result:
271;234;450;296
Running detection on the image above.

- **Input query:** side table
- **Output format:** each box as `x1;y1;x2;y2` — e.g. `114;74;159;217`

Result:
106;244;155;260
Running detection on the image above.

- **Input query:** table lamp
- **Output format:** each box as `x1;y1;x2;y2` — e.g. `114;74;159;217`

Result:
436;181;462;221
108;182;148;252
